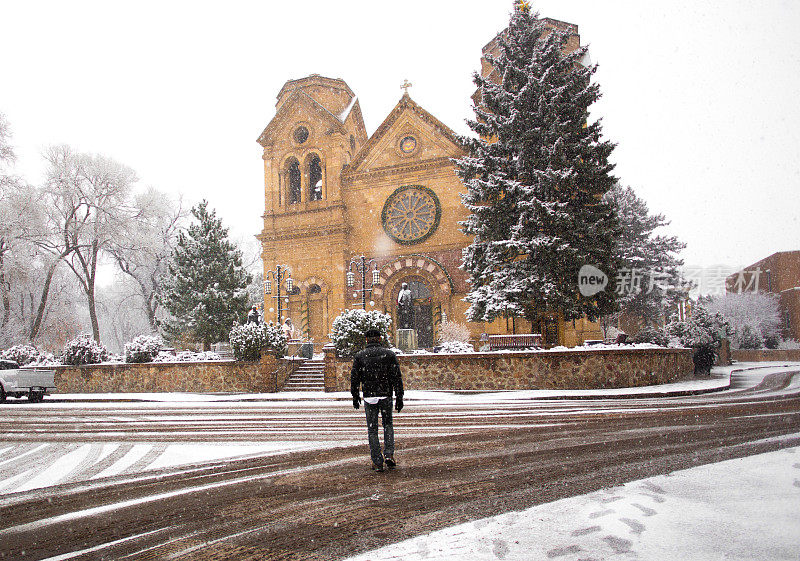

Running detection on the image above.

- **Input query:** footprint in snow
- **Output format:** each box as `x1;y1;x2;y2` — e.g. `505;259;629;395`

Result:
602;535;633;554
492;538;509;559
571;526;601;536
620;517;646;535
588;508;615;519
632;503;657;516
639;481;665;494
546;544;582;558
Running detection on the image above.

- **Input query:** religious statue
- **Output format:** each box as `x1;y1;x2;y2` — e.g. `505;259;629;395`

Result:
247;306;261;325
397;282;414;330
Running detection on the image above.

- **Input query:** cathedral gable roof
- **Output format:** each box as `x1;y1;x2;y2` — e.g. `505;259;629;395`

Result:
347;94;463;173
256;90;349;146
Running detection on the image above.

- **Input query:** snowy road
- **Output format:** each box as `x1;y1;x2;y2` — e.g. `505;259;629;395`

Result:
0;363;799;560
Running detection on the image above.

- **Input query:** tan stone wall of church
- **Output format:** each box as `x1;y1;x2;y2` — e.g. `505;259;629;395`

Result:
343;163;469;261
329;347;694;392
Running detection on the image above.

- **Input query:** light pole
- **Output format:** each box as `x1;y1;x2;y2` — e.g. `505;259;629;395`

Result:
347;255;381;310
264;265;292;324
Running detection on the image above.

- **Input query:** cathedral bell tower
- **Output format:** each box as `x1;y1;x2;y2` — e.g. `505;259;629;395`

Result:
256;75;368;340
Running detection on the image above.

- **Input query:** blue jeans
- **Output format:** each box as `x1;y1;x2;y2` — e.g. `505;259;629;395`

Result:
364;397;394;466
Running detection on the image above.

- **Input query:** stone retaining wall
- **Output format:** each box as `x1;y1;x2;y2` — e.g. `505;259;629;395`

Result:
53;354;300;394
327;347;694;392
731;349;800;363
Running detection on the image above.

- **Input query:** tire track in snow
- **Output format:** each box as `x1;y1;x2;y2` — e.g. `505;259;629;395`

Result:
119;443;168;475
0;444;66;494
57;443;105;485
0;444;82;494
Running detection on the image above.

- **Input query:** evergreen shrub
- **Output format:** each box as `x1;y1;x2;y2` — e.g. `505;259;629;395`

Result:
1;345;44;366
229;322;287;361
667;306;730;374
737;325;763;350
124;335;164;363
437;341;475;354
330;309;392;357
63;334;110;366
631;327;669;347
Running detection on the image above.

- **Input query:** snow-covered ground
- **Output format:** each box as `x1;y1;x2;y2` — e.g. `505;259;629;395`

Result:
343;444;800;561
2;361;797;560
0;441;334;495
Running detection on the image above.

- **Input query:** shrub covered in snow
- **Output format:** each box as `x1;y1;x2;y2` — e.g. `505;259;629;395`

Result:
631;326;669;347
153;350;222;362
1;344;45;366
437;340;475;354
330;309;392;357
703;292;781;350
229;321;287;361
667;306;730;374
736;325;763;350
603;325;625;341
124;335;164;363
62;334;110;366
438;320;471;344
28;353;59;366
778;339;800;350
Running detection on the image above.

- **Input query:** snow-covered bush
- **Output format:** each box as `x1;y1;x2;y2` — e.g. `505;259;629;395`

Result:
124;335;164;363
703;293;781;350
153;350;222;362
631;326;669;347
438;320;471;344
736;325;763;350
603;325;625;341
779;339;800;350
667;306;730;374
437;340;475;354
229;321;287;361
62;334;110;366
1;344;45;366
330;309;392;357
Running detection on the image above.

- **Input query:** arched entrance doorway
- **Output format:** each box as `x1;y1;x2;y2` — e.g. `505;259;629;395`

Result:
395;277;434;348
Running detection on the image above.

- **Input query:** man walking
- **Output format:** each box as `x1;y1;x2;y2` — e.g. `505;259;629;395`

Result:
351;328;404;472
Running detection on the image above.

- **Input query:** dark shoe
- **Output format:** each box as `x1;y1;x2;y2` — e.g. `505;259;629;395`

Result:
384;456;396;469
371;463;384;472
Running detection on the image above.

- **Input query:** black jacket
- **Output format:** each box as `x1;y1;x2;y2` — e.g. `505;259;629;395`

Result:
350;342;404;400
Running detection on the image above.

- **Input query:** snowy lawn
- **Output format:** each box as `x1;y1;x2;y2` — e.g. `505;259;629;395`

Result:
343;443;800;561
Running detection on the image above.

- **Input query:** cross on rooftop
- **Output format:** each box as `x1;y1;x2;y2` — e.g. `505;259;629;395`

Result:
401;79;413;94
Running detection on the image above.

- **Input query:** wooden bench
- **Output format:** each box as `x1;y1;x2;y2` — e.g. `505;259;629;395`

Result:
487;333;542;350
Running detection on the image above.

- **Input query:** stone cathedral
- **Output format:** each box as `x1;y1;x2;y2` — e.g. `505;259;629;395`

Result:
257;19;602;349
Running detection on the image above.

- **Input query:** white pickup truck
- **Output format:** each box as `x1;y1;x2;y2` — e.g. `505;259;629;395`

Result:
0;359;56;402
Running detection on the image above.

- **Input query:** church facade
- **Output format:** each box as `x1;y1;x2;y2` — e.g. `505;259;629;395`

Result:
256;20;603;348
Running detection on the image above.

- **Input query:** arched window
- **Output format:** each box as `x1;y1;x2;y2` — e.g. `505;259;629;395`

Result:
308;284;321;295
307;154;323;201
286;158;301;204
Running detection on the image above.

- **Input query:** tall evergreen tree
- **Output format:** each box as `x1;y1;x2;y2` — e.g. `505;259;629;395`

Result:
456;2;620;328
161;200;251;348
605;183;689;329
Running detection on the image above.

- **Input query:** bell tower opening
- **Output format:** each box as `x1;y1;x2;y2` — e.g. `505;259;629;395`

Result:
307;154;323;201
286;158;301;204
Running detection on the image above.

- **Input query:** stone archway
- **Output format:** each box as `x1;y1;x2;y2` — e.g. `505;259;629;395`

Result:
374;256;454;348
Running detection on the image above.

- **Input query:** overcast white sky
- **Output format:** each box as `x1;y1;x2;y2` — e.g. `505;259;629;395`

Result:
2;0;798;285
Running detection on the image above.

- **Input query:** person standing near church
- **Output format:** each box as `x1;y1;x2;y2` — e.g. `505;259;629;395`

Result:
351;328;404;472
282;318;296;340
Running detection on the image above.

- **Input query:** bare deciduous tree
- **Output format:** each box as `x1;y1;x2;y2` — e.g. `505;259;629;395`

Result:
109;189;186;332
42;145;142;343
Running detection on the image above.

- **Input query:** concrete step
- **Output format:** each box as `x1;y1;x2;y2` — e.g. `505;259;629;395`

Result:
282;359;325;392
